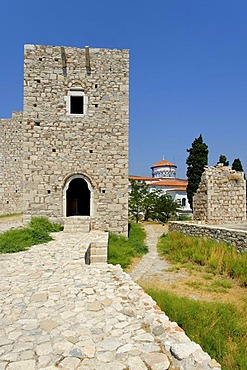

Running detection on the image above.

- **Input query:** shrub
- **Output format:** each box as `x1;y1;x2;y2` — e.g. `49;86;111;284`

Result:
0;217;63;254
0;228;33;253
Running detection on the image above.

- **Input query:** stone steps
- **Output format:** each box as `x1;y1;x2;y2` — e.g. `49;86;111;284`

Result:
90;239;108;263
63;216;91;233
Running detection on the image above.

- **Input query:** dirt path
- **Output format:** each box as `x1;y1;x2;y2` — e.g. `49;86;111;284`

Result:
128;223;169;281
129;223;189;285
129;223;246;307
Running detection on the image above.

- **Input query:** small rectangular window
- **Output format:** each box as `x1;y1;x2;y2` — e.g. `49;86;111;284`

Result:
66;88;87;116
70;96;84;114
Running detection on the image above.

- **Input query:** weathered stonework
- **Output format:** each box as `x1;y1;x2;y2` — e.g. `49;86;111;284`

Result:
0;44;129;235
193;164;246;224
169;221;247;253
0;112;23;215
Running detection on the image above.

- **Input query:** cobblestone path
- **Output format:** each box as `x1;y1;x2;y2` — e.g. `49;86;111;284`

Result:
0;228;220;370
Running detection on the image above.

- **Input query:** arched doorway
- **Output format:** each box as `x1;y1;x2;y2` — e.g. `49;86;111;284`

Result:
64;175;93;217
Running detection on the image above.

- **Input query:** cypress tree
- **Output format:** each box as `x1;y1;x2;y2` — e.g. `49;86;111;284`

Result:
232;158;244;172
217;155;229;166
186;134;208;210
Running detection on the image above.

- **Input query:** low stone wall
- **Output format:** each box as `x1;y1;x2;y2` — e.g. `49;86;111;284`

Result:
168;221;247;253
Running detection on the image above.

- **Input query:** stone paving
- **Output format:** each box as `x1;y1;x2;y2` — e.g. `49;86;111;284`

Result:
0;227;221;369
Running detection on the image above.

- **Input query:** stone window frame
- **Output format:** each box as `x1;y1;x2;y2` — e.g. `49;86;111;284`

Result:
66;87;88;116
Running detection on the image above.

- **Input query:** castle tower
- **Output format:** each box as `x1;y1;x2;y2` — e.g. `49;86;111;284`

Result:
23;44;129;235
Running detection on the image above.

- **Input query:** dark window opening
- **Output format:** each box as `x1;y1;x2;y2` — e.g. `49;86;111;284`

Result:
95;104;98;108
34;121;40;126
52;148;56;152
66;178;90;216
47;190;51;194
89;150;93;153
33;103;37;107
95;84;98;88
6;201;9;204
182;198;186;207
70;96;84;114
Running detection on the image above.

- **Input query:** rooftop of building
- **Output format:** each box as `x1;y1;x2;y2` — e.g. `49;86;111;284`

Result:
151;159;177;169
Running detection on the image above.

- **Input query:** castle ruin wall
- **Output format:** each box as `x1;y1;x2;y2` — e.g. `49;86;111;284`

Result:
0;112;23;215
193;164;246;224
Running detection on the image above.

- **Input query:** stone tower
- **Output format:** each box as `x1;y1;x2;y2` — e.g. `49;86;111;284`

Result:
7;44;129;235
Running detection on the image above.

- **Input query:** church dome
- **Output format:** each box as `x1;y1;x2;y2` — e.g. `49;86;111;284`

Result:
151;159;177;178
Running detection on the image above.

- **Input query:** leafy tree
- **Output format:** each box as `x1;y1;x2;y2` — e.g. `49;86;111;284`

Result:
153;194;181;223
217;155;229;166
129;180;181;223
232;158;244;172
128;180;149;223
143;188;162;221
186;134;208;210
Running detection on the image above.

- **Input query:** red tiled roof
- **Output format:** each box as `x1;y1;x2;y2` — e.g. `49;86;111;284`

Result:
151;159;177;169
129;176;188;187
150;179;187;187
129;175;154;181
166;187;187;192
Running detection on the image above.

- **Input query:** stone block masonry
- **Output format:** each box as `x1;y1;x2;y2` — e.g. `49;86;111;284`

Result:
193;164;246;224
0;112;23;215
0;44;129;236
169;221;247;253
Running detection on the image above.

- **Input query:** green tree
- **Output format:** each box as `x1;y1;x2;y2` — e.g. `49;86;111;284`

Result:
128;180;149;223
217;155;229;166
153;194;181;223
232;158;244;172
186;134;208;210
232;158;246;183
143;188;162;221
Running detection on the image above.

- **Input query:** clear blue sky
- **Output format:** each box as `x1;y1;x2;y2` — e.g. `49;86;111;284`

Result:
1;0;247;178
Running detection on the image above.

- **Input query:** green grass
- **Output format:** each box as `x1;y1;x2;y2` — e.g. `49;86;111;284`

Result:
145;287;247;370
158;232;247;286
211;280;234;289
0;216;63;254
185;281;204;289
108;222;148;269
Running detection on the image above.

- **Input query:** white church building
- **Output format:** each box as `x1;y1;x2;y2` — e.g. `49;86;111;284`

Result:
129;159;192;214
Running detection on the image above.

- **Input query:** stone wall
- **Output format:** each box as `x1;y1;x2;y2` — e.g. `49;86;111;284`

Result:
0;112;23;215
168;221;247;253
0;44;129;236
193;164;246;224
22;44;129;235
